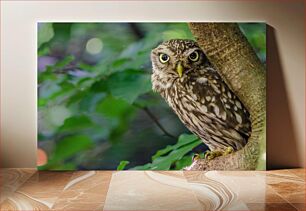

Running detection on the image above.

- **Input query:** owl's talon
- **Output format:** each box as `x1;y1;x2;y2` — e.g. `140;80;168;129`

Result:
192;153;201;161
204;147;234;160
205;150;223;160
223;146;234;156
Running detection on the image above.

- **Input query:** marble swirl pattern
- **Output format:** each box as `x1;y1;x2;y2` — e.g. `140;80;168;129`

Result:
104;171;249;210
0;169;304;210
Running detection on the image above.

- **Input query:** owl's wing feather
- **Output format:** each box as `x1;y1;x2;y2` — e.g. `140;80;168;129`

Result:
186;67;251;150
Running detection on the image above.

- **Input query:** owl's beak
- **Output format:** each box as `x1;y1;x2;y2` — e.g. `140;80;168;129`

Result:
176;62;184;78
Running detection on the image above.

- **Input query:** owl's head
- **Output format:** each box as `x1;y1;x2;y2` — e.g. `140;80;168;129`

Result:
151;39;208;79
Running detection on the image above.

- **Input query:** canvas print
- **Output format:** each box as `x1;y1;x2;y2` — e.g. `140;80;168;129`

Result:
37;23;266;170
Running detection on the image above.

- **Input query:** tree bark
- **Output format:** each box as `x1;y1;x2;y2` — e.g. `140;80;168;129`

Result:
185;23;266;170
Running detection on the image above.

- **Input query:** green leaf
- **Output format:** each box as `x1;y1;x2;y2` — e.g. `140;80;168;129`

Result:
53;135;93;161
94;70;152;104
66;90;88;106
77;77;95;89
78;92;106;112
58;115;94;133
46;105;71;127
38;67;57;83
117;160;130;170
132;134;202;170
50;81;75;101
54;55;75;69
38;23;54;48
38;45;50;57
149;140;201;170
96;95;133;118
38;161;77;171
152;134;199;160
78;62;95;72
131;163;153;170
38;98;47;107
174;155;193;170
111;58;132;68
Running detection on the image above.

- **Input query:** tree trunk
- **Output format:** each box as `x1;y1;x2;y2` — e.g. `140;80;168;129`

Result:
185;23;266;170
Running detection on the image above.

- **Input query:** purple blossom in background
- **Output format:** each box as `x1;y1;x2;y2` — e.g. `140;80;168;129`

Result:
38;56;57;72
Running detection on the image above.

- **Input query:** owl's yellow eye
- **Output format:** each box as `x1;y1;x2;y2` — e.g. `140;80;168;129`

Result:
189;51;199;62
159;53;170;63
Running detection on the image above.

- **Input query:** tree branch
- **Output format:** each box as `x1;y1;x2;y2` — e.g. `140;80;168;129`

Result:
185;23;266;170
133;103;177;139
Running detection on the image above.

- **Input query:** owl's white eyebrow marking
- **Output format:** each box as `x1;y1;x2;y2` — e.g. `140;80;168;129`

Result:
184;47;201;55
154;46;175;56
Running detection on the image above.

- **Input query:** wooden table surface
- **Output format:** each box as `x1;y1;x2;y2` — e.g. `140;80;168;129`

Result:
0;169;304;210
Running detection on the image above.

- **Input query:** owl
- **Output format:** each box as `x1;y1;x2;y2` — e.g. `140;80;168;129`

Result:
151;39;251;158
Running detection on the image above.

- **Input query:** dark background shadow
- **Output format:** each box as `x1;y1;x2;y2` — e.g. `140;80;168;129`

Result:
266;25;300;169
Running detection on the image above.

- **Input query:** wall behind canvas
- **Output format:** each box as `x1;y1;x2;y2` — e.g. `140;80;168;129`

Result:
1;0;304;169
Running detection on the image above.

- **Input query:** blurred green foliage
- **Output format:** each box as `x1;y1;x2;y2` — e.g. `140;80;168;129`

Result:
132;134;202;170
38;23;266;170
